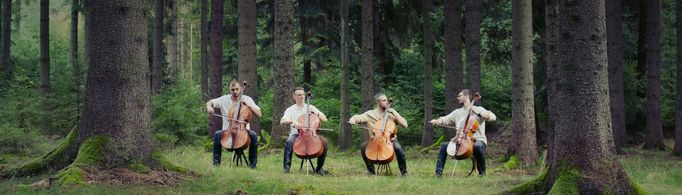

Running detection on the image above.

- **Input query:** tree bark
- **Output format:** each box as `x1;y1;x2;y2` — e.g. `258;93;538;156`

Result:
674;0;682;157
338;0;352;150
361;0;374;141
152;0;164;94
40;0;50;131
444;0;463;138
71;0;81;118
636;0;647;79
544;0;634;193
168;0;178;85
238;0;260;135
200;0;209;101
510;0;537;166
2;0;11;81
13;0;19;33
421;0;433;147
80;0;153;165
606;0;627;154
208;0;224;137
544;0;558;176
272;0;294;146
643;0;665;150
465;0;481;95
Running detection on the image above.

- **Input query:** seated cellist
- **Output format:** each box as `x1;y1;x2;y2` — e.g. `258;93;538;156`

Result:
349;93;409;176
279;87;329;175
430;89;496;177
206;79;262;168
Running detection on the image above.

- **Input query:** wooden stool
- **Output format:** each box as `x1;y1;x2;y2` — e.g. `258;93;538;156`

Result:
376;163;392;175
299;158;316;175
230;149;249;167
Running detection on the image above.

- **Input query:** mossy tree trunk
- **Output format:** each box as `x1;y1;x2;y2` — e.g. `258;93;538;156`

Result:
238;0;260;136
510;0;537;166
443;0;463;139
337;0;353;150
360;0;374;141
208;0;224;137
643;0;665;150
271;0;294;147
673;0;682;157
510;0;638;193
606;0;627;154
421;0;433;147
4;0;156;180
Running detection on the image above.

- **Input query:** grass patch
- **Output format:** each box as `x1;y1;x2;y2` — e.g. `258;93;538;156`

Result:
0;146;680;194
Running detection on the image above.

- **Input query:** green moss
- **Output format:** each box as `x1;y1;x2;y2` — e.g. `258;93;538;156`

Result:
257;130;271;152
51;136;108;186
72;136;108;166
548;166;581;195
630;178;649;195
4;127;77;177
504;167;548;195
128;163;151;174
54;166;86;186
503;155;519;170
153;151;189;174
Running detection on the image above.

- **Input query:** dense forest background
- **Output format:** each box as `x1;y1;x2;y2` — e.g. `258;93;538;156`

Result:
0;0;678;166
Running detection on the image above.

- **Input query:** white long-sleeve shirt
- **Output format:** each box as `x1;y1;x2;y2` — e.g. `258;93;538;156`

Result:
435;106;496;144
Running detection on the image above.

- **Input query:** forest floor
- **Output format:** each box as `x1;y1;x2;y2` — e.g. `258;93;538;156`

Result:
0;140;681;194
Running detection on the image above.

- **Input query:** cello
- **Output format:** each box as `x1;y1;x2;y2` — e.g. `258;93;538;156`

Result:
220;81;252;151
292;91;325;159
364;98;396;165
444;92;481;176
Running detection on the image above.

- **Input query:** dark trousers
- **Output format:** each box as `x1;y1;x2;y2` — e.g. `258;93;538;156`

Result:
283;134;328;173
434;140;486;176
360;139;407;175
213;129;258;168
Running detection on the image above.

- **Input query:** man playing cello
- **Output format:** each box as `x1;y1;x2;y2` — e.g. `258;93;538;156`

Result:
206;80;262;168
349;93;409;176
279;87;329;175
430;89;496;176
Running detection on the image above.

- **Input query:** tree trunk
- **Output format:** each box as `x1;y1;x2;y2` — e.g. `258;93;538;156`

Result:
272;0;294;146
152;0;163;94
168;0;178;85
238;0;260;135
444;0;463;138
1;0;11;81
421;0;433;147
643;0;665;150
200;0;209;101
300;0;312;87
636;0;646;79
209;0;224;137
80;0;153;166
338;0;352;150
13;0;19;33
606;0;627;154
71;0;81;118
540;0;635;193
510;0;537;166
40;0;50;131
544;0;559;175
361;0;374;141
674;0;682;157
464;0;481;95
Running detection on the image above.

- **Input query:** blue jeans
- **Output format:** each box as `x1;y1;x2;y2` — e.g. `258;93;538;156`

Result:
213;129;258;168
435;140;486;176
283;134;328;173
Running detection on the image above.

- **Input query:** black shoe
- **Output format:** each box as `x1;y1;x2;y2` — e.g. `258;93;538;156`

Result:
248;164;256;169
366;172;376;176
401;172;408;177
316;170;326;176
284;169;290;174
434;174;442;178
